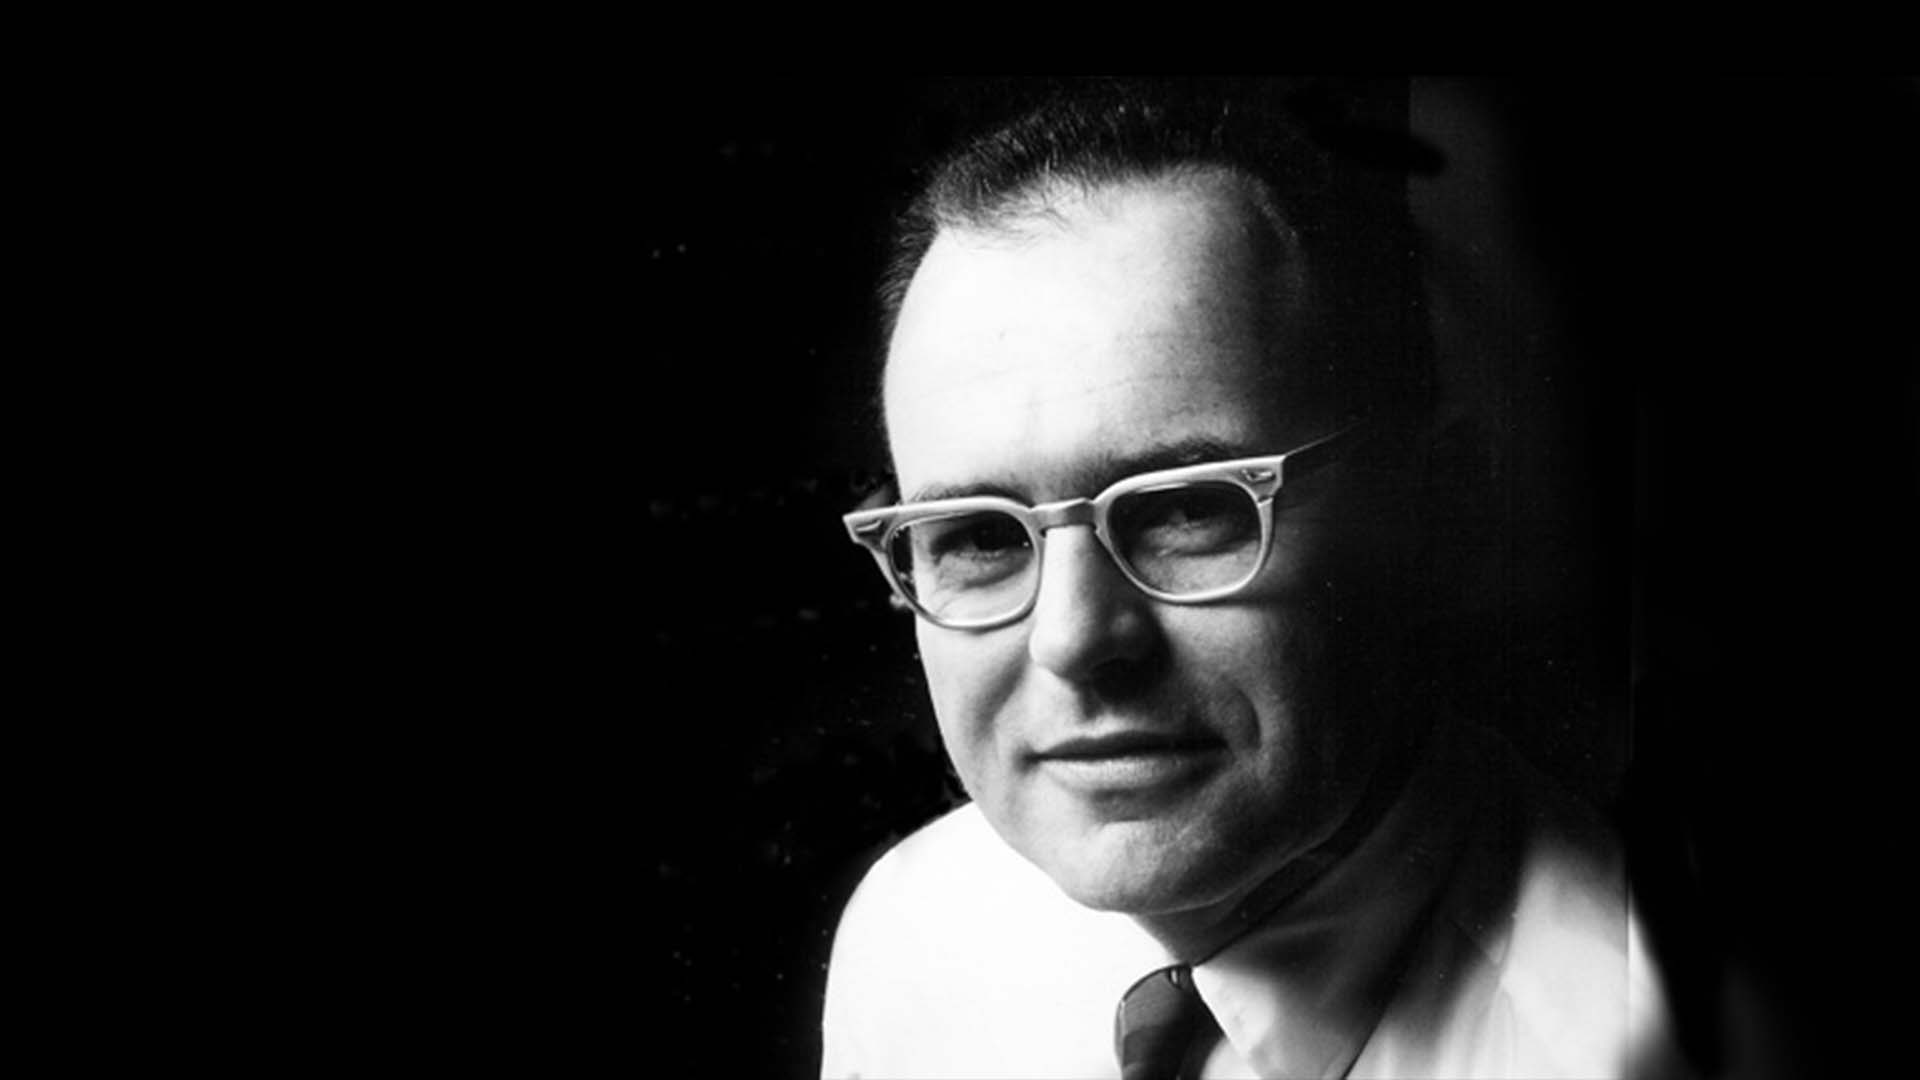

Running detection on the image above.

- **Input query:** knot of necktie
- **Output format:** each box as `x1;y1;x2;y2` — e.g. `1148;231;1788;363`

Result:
1114;964;1214;1080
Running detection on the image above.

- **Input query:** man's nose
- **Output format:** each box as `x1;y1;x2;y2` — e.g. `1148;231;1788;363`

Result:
1025;524;1159;681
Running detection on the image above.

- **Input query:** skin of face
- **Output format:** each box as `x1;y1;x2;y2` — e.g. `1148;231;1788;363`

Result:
884;170;1399;954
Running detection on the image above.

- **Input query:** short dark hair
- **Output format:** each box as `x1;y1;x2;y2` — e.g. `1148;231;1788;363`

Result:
878;79;1437;436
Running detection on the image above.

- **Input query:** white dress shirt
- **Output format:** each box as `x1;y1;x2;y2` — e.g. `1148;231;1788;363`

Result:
822;720;1687;1078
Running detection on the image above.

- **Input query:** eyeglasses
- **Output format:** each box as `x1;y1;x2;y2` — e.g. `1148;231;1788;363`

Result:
843;423;1364;630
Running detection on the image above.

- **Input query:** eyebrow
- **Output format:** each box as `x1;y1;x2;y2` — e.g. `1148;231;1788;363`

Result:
904;435;1257;504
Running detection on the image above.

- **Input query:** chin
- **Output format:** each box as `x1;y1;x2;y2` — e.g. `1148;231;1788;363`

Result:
1039;832;1256;918
1055;874;1183;915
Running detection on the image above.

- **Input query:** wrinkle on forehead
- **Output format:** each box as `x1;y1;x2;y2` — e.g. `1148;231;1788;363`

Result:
888;352;1300;507
888;363;1287;447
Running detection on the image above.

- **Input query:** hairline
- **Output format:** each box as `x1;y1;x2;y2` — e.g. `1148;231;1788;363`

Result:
880;165;1325;458
881;161;1304;346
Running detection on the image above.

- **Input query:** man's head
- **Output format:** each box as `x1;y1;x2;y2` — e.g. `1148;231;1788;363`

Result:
872;86;1435;951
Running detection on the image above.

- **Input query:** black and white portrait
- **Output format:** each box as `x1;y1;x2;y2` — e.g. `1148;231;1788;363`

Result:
633;77;1917;1079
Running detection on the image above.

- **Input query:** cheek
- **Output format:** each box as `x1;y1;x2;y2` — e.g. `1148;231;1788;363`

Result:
914;625;1026;756
1224;603;1387;786
1188;581;1333;685
1188;612;1374;840
1169;604;1337;767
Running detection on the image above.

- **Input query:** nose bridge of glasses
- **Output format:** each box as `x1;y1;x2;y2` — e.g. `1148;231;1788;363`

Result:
1028;498;1098;534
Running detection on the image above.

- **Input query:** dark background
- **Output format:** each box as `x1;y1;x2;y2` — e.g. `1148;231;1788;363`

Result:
439;78;1913;1077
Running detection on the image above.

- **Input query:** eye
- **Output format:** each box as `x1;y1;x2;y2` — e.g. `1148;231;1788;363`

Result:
921;513;1029;559
1113;484;1259;557
891;511;1034;590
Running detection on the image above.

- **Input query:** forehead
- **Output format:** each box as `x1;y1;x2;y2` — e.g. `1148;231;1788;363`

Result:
883;173;1317;496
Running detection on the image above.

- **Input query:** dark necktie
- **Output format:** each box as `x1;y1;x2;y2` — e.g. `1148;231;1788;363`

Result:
1114;964;1214;1080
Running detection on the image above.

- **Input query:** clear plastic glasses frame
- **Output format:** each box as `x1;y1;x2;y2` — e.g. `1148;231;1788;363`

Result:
843;423;1363;630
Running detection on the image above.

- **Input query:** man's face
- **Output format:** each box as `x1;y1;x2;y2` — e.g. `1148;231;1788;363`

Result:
884;173;1393;929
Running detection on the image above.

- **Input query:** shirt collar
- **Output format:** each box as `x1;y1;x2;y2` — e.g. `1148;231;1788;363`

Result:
1189;720;1481;1078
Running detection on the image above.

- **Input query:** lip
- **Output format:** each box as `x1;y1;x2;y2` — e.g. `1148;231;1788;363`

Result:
1031;731;1224;793
1036;730;1222;759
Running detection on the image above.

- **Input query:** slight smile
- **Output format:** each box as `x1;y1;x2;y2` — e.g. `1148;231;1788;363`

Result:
1032;732;1226;793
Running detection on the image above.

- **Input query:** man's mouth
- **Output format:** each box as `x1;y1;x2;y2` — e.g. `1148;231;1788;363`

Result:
1032;731;1225;792
1037;731;1222;759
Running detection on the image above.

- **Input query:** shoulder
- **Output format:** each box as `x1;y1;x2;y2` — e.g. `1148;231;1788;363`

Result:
826;800;1152;978
1387;725;1684;1076
821;803;1167;1078
826;803;1045;965
839;801;1021;913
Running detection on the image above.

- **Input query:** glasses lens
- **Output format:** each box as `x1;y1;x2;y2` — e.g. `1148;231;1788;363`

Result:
1109;482;1263;594
887;510;1037;625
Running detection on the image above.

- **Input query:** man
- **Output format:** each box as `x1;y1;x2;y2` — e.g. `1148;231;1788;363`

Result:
824;83;1683;1078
